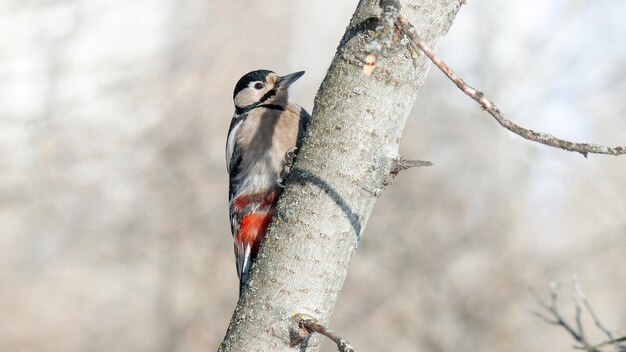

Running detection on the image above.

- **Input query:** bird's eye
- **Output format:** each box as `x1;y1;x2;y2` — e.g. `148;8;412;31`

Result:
254;82;264;90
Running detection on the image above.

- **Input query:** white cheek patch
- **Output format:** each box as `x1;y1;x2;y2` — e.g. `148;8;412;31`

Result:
235;89;259;108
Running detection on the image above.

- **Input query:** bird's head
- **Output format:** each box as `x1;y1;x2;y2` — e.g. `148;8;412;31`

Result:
233;69;305;112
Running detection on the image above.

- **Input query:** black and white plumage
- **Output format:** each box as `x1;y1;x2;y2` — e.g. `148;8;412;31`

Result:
226;69;310;292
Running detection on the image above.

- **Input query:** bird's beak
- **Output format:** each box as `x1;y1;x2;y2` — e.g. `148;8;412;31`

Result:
276;71;305;89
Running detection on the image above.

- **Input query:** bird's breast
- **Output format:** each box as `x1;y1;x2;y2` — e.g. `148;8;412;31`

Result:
233;106;301;196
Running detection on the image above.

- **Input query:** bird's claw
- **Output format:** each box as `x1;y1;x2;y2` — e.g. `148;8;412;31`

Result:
276;147;298;187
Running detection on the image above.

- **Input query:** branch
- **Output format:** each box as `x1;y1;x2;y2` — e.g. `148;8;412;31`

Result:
532;281;626;352
574;281;626;352
576;337;626;352
386;157;433;188
390;156;433;175
575;281;616;342
298;317;355;352
531;282;590;349
396;15;626;158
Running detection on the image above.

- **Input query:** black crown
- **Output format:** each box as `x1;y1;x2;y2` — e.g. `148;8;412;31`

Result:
233;69;274;99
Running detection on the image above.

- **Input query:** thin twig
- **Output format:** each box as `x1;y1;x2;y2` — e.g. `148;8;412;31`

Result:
575;280;626;351
531;283;595;350
300;318;356;352
532;281;626;352
396;15;626;157
574;291;588;347
383;157;433;187
574;337;626;351
390;157;433;175
575;280;615;341
548;283;590;348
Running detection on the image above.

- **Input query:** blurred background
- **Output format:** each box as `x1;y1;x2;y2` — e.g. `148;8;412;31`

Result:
1;0;625;351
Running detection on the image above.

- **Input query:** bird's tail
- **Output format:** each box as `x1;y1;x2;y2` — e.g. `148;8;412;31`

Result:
234;211;273;295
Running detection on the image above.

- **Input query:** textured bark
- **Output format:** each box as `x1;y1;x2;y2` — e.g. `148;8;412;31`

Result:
219;0;462;351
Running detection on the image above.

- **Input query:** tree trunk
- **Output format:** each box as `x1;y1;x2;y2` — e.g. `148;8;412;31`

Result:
219;0;462;350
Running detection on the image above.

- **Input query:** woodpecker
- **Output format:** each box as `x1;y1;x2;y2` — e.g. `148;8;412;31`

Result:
226;69;310;292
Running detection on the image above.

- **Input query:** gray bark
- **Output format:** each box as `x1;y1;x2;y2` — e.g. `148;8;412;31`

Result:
219;0;462;351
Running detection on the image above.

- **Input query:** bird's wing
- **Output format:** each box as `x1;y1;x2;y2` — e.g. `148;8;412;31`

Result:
226;114;244;175
226;114;245;237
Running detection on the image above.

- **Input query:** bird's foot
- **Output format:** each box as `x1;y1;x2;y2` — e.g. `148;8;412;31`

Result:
276;147;298;188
